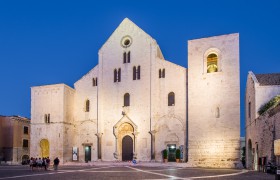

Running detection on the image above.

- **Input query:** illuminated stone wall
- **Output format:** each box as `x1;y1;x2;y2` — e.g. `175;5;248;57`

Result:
73;66;99;161
245;104;280;169
30;84;75;163
245;72;280;169
31;18;187;163
188;33;240;168
95;18;187;161
31;19;241;166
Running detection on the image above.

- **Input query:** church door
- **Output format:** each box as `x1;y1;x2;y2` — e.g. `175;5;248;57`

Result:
85;146;91;163
122;136;133;161
167;144;176;162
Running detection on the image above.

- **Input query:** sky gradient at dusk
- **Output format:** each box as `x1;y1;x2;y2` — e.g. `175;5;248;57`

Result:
0;0;280;136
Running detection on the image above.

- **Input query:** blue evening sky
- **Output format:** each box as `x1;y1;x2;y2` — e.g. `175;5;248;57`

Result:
0;0;279;136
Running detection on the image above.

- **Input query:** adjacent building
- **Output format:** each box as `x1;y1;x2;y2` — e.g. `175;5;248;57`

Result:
245;71;280;170
31;18;240;168
0;115;30;164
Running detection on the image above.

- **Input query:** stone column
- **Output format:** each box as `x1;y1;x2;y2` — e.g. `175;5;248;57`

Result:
95;133;103;160
149;130;157;160
113;137;119;160
133;132;139;159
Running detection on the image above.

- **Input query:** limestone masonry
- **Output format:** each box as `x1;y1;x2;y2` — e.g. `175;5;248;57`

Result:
30;18;240;168
246;72;280;170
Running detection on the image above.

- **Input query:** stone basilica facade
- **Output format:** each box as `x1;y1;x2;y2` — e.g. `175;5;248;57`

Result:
30;18;240;168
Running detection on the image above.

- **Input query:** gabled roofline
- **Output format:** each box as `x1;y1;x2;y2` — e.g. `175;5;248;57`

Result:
98;18;156;53
74;64;99;87
248;71;260;85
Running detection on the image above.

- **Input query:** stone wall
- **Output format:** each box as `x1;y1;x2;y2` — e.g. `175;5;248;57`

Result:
95;18;187;161
30;18;241;166
0;116;30;163
246;104;280;168
245;71;280;169
188;33;240;168
30;84;75;162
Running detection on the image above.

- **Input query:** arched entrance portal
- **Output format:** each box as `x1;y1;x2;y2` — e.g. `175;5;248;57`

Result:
122;135;133;161
40;139;49;158
113;116;139;161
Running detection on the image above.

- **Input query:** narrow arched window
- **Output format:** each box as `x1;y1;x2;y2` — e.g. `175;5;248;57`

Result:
133;66;136;80
96;78;98;86
123;52;127;63
207;53;218;73
215;107;220;118
127;51;130;63
137;66;141;80
168;92;175;106
47;114;50;123
44;114;48;123
92;78;96;86
118;68;121;82
162;69;165;78
124;93;130;107
159;69;162;78
248;102;251;118
85;99;90;112
114;69;117;82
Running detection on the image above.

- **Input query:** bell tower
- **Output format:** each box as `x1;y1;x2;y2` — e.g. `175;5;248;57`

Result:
188;33;240;168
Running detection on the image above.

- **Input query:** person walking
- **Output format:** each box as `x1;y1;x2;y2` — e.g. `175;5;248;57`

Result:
53;157;60;171
46;157;50;170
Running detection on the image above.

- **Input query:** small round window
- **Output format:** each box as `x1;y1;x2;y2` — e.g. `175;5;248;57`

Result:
121;36;132;48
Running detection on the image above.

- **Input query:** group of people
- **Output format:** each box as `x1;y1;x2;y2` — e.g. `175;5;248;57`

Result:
29;157;60;171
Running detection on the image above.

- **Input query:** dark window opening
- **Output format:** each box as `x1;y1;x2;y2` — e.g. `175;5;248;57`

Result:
24;126;28;134
92;78;98;86
23;139;28;148
159;69;165;78
124;93;130;107
114;69;118;82
114;69;121;82
248;102;251;118
133;66;141;80
133;66;136;80
123;51;131;64
123;52;127;63
85;100;90;112
118;68;121;82
124;39;130;46
45;114;50;123
92;78;96;86
168;92;175;106
127;51;130;63
137;66;140;80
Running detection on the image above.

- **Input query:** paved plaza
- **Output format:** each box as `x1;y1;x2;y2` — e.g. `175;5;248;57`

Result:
0;163;275;180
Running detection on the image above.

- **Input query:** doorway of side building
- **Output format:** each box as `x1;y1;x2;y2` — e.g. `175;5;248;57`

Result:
40;139;49;158
167;144;176;162
247;139;253;169
85;146;91;162
122;135;133;161
21;155;29;165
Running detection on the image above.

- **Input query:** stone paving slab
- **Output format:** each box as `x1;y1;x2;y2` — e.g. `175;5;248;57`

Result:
63;161;193;168
0;165;275;180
